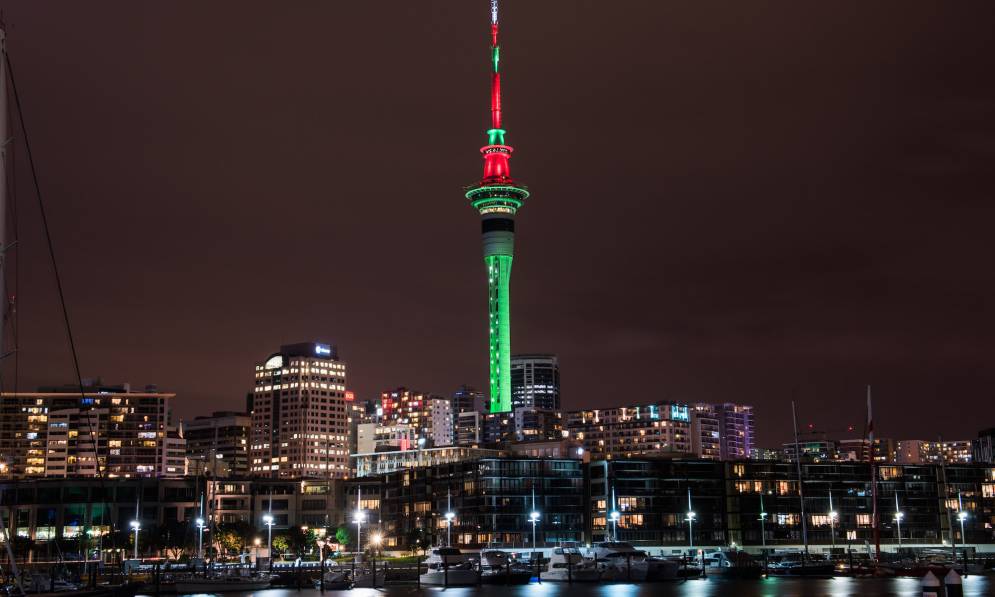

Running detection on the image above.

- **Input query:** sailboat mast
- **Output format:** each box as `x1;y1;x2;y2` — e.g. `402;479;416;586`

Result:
868;386;880;559
791;401;809;558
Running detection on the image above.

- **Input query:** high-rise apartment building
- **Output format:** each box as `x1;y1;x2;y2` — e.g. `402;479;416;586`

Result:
248;342;350;479
451;385;485;414
691;404;722;460
564;402;692;460
510;354;560;411
378;388;452;447
184;411;251;478
896;439;973;465
717;403;755;460
0;381;181;478
974;428;995;464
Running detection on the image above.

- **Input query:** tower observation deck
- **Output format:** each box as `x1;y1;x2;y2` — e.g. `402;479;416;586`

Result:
465;0;529;414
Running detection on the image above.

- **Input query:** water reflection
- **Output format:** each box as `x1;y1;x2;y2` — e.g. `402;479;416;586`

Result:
139;575;993;597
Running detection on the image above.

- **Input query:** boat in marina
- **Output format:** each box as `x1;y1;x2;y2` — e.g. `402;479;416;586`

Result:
544;545;602;582
418;547;479;586
478;549;532;584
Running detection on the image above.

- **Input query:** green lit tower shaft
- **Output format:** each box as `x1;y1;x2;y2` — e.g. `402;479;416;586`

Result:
466;0;529;413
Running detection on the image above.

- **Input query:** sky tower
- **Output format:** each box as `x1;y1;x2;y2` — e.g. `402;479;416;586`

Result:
466;0;529;414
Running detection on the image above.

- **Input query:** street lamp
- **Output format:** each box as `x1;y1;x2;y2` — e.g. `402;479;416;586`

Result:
253;538;261;564
370;532;383;557
759;492;768;549
957;510;968;543
196;518;206;560
263;514;274;558
353;509;366;560
129;520;140;560
445;489;455;547
894;492;903;548
609;510;620;542
686;488;696;552
828;491;838;548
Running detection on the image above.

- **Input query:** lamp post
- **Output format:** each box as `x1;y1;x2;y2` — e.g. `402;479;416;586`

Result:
529;488;540;557
196;518;205;560
759;492;768;549
894;492;904;548
129;520;140;560
609;511;620;542
253;538;261;566
828;491;838;548
263;514;274;559
353;509;366;562
957;491;967;545
445;489;455;547
686;488;696;552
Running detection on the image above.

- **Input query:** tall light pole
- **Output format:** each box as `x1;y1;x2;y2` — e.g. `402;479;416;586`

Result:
957;491;967;546
263;515;274;558
196;518;206;560
444;489;455;547
129;520;140;560
353;487;366;561
828;491;838;548
894;493;903;548
197;492;206;560
686;488;696;552
529;487;540;559
759;493;768;549
609;486;619;542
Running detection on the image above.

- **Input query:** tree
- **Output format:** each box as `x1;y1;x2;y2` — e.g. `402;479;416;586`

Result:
286;526;317;559
334;526;351;547
406;528;431;555
271;534;290;558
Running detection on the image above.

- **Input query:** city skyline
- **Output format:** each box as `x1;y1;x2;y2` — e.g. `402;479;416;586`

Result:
1;1;993;445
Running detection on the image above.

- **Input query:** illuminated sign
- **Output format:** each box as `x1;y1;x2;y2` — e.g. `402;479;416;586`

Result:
345;391;355;402
314;344;332;356
264;355;283;370
670;404;690;422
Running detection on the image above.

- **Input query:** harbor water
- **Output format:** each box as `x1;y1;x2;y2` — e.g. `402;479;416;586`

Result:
140;575;993;597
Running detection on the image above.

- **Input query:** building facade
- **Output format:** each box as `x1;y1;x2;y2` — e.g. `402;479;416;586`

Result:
183;411;250;478
248;342;350;478
896;440;974;465
510;354;560;411
565;402;693;461
0;382;181;479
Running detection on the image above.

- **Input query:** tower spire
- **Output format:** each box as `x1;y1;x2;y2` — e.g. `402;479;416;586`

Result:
466;0;529;414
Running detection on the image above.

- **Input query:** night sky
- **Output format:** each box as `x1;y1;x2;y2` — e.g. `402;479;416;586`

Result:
2;1;993;446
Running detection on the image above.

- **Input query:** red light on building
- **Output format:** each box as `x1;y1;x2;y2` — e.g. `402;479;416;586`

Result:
345;391;355;401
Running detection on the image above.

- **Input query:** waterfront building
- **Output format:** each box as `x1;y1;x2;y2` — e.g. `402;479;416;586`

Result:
0;381;181;478
837;438;896;463
183;411;250;478
564;402;693;460
588;459;726;545
749;447;782;461
510;354;560;411
783;439;838;462
375;457;585;548
351;446;506;478
248;342;350;479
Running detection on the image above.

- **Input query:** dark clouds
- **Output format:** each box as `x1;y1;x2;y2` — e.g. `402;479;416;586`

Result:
1;1;993;445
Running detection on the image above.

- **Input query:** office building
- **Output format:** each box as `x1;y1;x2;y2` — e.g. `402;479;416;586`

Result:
352;446;506;478
455;411;484;447
183;411;250;478
510;354;560;411
0;381;181;478
248;342;350;479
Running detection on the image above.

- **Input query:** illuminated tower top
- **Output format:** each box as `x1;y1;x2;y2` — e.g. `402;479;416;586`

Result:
466;0;529;214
